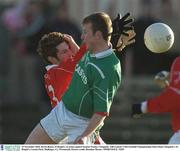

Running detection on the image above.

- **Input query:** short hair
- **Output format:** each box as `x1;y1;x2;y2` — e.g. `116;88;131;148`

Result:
37;32;65;64
82;12;112;41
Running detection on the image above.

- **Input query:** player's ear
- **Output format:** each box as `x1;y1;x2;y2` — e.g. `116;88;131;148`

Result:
95;31;103;39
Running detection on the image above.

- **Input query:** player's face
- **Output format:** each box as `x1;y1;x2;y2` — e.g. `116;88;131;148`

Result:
81;23;96;50
56;42;72;62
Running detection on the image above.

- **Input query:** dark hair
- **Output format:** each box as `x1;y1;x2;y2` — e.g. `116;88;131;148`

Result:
82;12;112;41
37;32;65;64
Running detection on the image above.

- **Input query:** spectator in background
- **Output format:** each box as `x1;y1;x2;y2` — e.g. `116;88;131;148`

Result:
20;0;51;54
1;0;30;102
1;0;30;56
49;0;81;45
1;0;28;34
18;0;51;106
1;0;51;106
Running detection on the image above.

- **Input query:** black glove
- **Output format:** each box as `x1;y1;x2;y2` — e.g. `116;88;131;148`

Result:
132;103;142;118
111;12;134;50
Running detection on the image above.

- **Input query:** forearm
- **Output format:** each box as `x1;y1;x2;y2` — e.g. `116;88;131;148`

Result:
81;113;106;137
132;88;177;116
73;44;87;63
147;87;180;113
74;113;106;144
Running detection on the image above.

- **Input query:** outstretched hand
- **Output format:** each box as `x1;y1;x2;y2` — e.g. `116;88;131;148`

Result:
131;103;143;118
111;12;136;51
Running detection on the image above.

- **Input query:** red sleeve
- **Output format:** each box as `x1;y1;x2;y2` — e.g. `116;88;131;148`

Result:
147;57;180;113
147;87;180;113
60;44;87;72
73;43;87;63
95;112;109;116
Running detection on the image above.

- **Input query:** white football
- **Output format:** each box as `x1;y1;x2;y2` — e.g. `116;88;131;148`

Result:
144;23;174;53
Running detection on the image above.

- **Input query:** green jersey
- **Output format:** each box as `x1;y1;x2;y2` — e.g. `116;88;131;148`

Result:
62;48;121;118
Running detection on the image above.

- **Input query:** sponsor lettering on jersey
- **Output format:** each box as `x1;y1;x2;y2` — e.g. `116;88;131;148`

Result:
75;64;87;84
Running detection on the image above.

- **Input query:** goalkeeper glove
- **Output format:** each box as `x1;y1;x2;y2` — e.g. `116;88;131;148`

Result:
131;103;143;118
111;12;135;50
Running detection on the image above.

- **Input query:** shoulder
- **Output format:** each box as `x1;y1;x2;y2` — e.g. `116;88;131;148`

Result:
87;56;121;80
173;56;180;64
171;57;180;71
87;62;106;79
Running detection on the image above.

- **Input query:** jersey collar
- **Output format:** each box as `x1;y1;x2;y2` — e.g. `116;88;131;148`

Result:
90;47;114;59
45;65;58;71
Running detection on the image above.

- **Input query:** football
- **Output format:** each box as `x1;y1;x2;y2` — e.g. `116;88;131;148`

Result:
144;23;174;53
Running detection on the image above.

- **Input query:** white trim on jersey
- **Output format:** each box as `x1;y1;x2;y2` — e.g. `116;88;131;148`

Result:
87;63;105;79
94;86;106;95
46;65;73;74
78;88;94;115
141;101;148;113
169;86;180;95
94;92;107;102
90;48;113;59
78;86;113;115
46;65;58;71
94;86;113;100
55;68;73;74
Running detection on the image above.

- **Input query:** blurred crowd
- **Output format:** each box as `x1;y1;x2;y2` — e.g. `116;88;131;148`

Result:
0;0;81;105
0;0;179;104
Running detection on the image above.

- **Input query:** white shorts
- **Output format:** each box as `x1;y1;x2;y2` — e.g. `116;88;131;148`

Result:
40;101;95;144
168;130;180;144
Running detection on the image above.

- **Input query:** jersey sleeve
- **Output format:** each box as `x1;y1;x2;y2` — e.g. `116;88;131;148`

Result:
60;44;87;73
147;87;180;113
89;66;120;116
73;43;87;63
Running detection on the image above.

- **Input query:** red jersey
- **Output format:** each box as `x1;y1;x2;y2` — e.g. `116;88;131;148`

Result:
44;44;87;108
147;57;180;132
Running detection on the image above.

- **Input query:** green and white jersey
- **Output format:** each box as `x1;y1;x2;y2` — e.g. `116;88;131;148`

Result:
62;48;121;118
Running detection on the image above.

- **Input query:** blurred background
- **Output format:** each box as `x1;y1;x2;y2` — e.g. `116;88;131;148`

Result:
0;0;179;144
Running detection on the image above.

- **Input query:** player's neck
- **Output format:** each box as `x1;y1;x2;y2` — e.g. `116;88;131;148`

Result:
91;41;111;54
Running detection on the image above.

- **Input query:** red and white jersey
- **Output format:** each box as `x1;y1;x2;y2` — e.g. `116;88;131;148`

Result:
147;57;180;132
44;44;87;108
